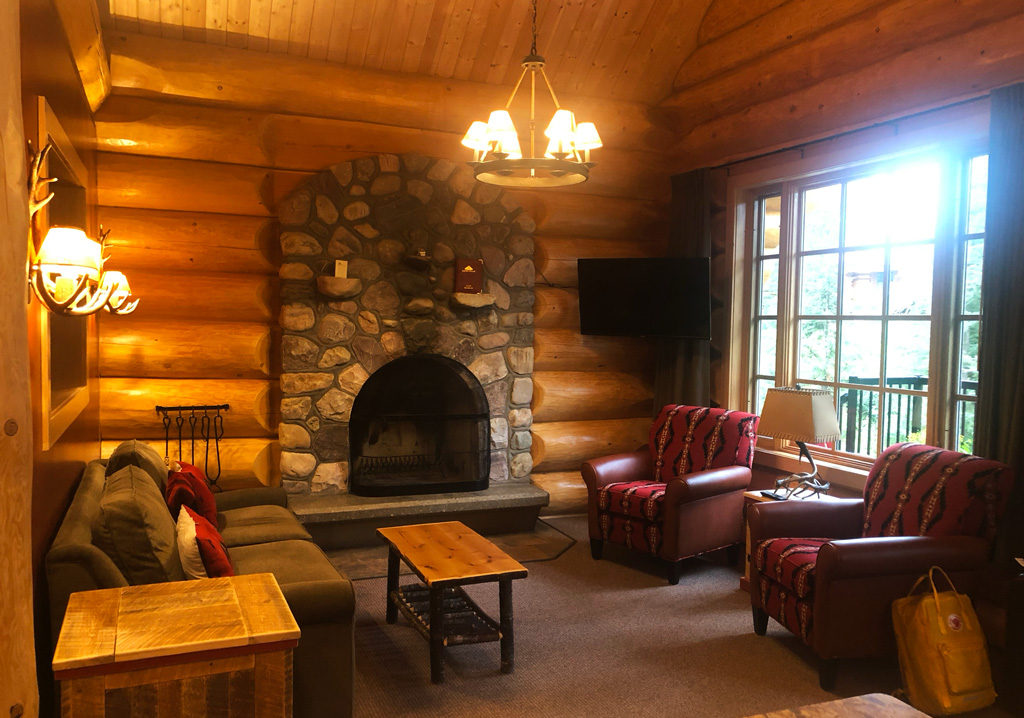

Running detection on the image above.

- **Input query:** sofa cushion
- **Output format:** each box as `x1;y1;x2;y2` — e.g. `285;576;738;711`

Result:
753;537;831;599
228;540;354;625
183;506;234;577
166;461;217;525
93;465;184;584
596;480;666;521
217;505;313;548
176;505;208;579
106;439;168;493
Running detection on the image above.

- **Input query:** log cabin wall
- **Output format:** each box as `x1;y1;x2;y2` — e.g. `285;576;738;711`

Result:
93;32;671;509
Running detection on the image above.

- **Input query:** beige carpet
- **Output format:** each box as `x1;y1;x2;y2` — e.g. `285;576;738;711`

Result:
350;516;1016;718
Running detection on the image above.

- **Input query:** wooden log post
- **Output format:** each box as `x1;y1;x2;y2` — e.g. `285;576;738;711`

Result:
100;438;281;487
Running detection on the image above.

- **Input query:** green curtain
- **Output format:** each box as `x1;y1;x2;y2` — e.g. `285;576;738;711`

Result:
975;83;1024;561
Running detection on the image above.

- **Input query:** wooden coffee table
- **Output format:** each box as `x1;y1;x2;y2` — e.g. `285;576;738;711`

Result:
377;521;528;683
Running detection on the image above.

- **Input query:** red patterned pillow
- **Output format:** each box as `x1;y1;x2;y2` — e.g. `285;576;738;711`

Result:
166;461;217;525
181;506;234;578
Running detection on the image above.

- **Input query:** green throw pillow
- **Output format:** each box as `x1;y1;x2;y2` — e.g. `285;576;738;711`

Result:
105;439;168;493
93;465;184;584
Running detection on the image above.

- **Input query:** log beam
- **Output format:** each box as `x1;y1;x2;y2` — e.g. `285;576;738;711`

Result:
99;207;279;275
533;371;654;423
531;471;588;516
534;328;655;373
105;31;672;154
100;438;281;487
535;236;668;288
679;0;888;93
667;0;1023;136
100;377;278;439
531;417;650;473
669;12;1024;171
53;0;111;111
696;0;788;46
99;317;274;379
95;95;671;201
105;269;277;323
96;151;667;238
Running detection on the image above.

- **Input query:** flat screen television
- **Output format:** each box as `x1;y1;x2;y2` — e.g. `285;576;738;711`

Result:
577;257;711;339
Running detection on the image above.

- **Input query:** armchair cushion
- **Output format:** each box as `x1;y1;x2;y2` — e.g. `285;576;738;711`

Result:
863;443;1014;541
597;481;665;522
754;537;831;599
649;405;758;483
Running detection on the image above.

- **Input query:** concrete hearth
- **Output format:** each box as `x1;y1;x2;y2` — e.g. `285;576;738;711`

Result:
288;483;548;548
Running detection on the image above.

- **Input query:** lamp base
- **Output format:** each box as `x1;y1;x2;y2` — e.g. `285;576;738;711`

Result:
771;441;831;499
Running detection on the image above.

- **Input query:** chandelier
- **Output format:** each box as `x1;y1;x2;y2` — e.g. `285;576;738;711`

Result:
28;145;139;316
460;0;602;188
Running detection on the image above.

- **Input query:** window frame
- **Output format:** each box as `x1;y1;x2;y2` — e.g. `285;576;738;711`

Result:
723;103;989;489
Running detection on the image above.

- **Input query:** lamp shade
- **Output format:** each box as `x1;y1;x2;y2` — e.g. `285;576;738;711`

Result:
36;227;102;279
461;121;491;151
573;121;603;150
758;386;841;443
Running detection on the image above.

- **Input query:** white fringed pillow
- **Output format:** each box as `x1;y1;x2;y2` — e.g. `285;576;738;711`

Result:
176;505;209;579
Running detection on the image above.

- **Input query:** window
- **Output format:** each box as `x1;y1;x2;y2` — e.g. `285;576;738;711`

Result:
749;150;986;459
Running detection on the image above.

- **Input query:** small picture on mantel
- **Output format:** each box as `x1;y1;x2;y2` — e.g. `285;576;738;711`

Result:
334;260;348;278
455;258;484;294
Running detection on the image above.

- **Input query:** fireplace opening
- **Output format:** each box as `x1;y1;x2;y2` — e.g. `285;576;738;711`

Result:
348;354;490;496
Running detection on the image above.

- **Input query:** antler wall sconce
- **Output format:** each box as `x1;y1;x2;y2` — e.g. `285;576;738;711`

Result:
28;143;139;316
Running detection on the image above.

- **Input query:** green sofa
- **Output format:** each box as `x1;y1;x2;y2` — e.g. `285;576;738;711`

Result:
46;457;355;718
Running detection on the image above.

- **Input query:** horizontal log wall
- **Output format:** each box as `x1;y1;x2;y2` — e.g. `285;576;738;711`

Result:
97;33;669;494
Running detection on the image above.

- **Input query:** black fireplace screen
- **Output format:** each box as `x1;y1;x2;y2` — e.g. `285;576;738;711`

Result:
348;355;489;496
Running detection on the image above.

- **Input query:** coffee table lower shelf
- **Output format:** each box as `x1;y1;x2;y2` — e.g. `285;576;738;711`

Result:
390;584;501;646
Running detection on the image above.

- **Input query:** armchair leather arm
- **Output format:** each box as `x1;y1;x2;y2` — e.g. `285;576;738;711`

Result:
581;449;651;491
748;498;863;544
664;466;750;505
816;535;989;582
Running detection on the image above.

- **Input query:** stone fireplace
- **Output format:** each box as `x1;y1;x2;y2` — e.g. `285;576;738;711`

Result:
276;153;535;496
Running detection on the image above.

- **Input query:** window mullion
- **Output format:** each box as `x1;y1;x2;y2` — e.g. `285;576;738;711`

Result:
776;181;799;389
928;154;960;449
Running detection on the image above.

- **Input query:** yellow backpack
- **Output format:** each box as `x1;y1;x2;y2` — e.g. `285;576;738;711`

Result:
892;566;996;715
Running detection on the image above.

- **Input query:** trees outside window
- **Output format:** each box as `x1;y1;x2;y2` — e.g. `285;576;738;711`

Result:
750;151;986;458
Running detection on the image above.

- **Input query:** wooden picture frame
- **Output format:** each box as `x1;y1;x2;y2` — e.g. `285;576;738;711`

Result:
25;96;92;450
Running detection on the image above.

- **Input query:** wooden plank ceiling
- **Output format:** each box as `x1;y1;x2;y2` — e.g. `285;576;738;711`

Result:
99;0;708;104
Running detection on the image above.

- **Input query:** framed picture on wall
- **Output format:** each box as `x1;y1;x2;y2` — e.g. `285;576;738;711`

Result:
25;96;91;450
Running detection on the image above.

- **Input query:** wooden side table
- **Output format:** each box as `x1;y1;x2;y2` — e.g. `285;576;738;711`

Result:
53;573;299;718
377;521;528;684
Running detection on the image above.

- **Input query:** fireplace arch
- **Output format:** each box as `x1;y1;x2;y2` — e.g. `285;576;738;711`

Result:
348;354;490;496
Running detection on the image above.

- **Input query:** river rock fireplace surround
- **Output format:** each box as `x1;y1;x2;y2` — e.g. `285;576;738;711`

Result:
276;153;536;497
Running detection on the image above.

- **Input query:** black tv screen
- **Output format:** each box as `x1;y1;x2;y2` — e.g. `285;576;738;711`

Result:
577;257;711;339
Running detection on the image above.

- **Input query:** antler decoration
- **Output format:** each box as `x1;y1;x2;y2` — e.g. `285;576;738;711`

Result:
28;143;57;221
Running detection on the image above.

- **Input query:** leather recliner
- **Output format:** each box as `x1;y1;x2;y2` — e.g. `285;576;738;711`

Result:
748;442;1014;690
582;404;760;584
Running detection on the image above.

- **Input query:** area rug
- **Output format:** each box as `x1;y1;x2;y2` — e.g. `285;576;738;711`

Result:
327;518;575;580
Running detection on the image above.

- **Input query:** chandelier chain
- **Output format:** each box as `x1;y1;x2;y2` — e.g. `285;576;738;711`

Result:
530;0;538;56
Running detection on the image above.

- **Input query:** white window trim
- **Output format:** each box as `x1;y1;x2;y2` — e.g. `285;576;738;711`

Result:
721;99;990;489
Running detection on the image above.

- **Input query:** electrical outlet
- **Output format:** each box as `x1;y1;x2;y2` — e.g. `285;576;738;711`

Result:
334;260;348;278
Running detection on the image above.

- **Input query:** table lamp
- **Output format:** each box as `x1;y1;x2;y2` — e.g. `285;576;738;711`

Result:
757;386;841;499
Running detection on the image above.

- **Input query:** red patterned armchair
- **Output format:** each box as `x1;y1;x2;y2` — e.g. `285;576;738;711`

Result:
582;405;759;584
749;442;1014;690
